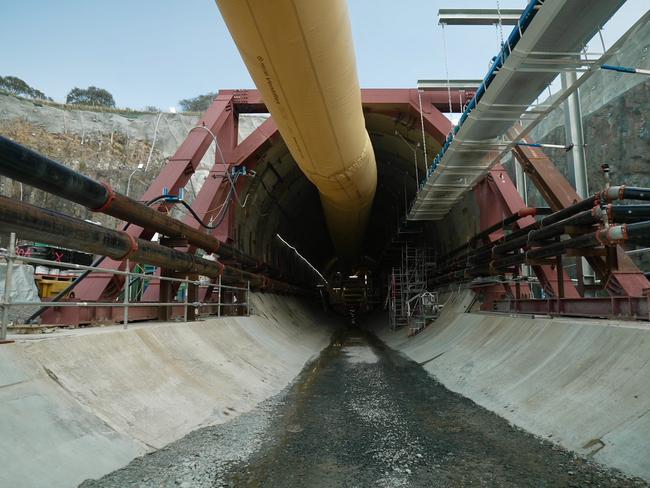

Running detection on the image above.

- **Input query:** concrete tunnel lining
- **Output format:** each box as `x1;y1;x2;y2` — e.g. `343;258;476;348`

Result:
232;111;443;282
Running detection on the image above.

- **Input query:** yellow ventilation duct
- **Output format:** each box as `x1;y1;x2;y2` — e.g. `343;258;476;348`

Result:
215;0;377;260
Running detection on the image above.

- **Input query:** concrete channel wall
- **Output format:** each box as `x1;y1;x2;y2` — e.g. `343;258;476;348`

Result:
0;294;332;488
378;292;650;482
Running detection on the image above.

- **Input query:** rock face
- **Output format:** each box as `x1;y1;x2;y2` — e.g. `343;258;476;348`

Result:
0;95;202;237
525;80;650;207
0;93;267;246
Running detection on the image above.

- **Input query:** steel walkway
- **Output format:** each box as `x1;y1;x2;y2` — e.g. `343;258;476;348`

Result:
409;0;629;221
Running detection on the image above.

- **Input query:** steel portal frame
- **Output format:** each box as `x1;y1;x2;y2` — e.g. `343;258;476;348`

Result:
71;88;473;306
37;86;649;325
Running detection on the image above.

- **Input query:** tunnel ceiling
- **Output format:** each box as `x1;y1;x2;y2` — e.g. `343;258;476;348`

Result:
234;108;445;283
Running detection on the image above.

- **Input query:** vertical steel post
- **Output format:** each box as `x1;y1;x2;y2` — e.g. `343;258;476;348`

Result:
217;275;222;317
1;233;16;341
246;280;250;316
561;70;595;290
183;276;189;323
123;259;130;329
515;161;531;279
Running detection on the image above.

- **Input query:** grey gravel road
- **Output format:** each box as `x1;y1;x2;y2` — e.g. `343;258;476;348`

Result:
81;329;648;488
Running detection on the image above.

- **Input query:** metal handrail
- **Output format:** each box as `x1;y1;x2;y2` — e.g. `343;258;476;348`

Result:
0;233;250;340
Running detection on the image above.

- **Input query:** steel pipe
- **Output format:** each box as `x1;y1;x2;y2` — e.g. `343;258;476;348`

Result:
540;195;598;226
0;196;297;293
0;136;258;268
528;209;599;243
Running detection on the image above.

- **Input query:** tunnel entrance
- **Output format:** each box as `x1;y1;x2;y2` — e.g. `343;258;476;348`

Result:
230;92;452;321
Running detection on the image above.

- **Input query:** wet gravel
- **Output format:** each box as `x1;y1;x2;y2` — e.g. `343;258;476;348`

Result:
82;329;648;488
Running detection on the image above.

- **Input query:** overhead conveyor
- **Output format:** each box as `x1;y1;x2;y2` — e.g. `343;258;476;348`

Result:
408;0;629;221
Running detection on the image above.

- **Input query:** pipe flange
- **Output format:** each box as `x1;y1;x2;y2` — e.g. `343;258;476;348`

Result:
90;181;116;212
117;232;139;260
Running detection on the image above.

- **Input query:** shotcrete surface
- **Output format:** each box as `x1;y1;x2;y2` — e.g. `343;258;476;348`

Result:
0;294;332;488
378;291;650;482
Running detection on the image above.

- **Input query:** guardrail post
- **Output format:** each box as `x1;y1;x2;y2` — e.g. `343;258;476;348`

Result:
246;280;250;316
217;275;222;317
1;232;16;341
183;275;189;322
123;258;130;329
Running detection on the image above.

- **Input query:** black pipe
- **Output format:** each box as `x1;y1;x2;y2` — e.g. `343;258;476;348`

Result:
527;234;601;261
541;195;598;227
623;187;650;201
602;186;650;202
0;196;288;292
0;136;260;268
609;205;650;222
528;209;599;244
625;221;650;243
492;233;530;255
440;207;552;261
0;135;108;209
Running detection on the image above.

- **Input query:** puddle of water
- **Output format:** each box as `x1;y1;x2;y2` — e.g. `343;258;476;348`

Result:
343;345;379;364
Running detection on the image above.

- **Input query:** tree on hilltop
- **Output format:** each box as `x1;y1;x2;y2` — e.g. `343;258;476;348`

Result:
66;86;116;108
0;75;50;100
178;92;217;112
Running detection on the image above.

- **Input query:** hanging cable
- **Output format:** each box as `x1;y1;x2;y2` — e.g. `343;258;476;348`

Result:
417;90;429;175
276;233;328;286
144;112;164;173
188;125;242;205
496;0;505;47
440;23;454;118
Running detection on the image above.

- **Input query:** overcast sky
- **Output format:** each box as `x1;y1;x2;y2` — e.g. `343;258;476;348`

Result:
2;0;647;111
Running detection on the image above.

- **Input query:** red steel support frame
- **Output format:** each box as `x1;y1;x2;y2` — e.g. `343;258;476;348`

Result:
473;164;579;310
512;141;650;297
75;89;470;303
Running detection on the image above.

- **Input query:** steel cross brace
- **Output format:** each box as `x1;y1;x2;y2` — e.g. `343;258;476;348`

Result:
512;141;650;297
72;93;236;302
473;164;579;303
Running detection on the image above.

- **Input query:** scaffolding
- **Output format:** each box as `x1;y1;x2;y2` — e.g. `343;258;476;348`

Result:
388;244;438;332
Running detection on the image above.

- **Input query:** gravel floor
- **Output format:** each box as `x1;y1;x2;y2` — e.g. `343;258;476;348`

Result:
81;329;649;488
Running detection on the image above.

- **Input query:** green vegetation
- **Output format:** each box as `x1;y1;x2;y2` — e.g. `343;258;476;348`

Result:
178;92;217;112
0;75;51;100
66;86;116;108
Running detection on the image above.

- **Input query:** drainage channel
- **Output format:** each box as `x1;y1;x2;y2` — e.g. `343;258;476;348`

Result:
82;329;647;488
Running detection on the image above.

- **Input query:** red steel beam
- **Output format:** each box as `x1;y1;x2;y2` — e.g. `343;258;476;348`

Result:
75;93;236;301
76;88;457;303
474;164;579;303
512;137;650;297
492;296;650;321
222;88;475;115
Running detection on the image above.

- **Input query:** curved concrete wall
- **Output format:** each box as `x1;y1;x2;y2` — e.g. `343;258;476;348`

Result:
378;292;650;481
0;294;332;488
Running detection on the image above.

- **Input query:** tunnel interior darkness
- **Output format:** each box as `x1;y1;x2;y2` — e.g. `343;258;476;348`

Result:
233;110;445;298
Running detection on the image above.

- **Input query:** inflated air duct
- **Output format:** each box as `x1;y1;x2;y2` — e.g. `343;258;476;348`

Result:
215;0;377;260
